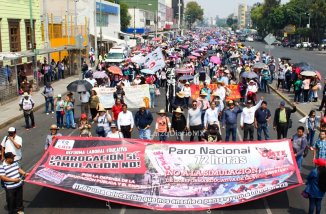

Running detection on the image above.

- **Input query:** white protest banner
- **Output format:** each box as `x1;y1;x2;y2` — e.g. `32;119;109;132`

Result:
143;47;166;72
93;85;151;109
131;54;145;65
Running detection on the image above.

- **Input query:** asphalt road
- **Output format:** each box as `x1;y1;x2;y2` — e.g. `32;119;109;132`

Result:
0;43;325;213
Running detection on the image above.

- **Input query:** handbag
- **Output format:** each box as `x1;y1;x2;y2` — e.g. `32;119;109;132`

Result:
301;190;309;199
60;110;65;115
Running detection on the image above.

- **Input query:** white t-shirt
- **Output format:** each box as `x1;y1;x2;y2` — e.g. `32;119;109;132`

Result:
182;86;192;98
106;131;123;139
80;91;90;103
97;113;111;132
1;135;22;161
20;97;34;110
85;78;97;87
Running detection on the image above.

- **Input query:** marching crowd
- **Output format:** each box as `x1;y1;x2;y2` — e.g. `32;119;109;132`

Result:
0;28;325;214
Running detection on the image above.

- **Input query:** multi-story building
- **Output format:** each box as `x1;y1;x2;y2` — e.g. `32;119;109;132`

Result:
238;3;252;29
127;8;155;34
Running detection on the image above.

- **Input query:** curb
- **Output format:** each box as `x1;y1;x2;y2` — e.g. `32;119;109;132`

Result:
268;84;307;117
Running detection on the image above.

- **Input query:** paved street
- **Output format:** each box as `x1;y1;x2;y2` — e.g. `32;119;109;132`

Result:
0;82;324;213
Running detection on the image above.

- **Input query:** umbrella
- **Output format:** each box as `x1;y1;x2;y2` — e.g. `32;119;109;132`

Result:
280;56;291;61
209;40;218;45
210;56;221;64
188;55;197;60
191;52;201;57
178;75;194;81
67;80;93;92
108;66;123;75
218;40;226;45
253;62;267;69
175;68;194;74
201;43;209;47
242;54;249;60
241;71;258;79
141;69;155;75
230;54;240;59
301;70;317;77
180;45;189;49
93;71;108;79
293;62;315;71
315;71;322;80
152;37;161;41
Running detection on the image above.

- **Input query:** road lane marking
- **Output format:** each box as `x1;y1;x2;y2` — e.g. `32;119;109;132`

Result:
119;206;126;214
236;127;273;214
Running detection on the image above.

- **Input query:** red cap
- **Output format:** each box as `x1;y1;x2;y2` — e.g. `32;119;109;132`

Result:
314;158;326;167
80;113;87;120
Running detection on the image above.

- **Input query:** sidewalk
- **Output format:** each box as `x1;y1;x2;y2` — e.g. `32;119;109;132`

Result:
0;75;79;129
269;83;319;117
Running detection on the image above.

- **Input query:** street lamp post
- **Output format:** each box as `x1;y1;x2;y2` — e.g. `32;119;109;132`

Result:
178;0;181;35
29;0;38;87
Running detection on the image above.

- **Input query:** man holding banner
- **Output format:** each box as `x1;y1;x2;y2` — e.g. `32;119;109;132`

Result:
135;105;153;140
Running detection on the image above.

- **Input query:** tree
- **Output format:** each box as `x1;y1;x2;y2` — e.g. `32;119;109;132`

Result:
184;1;204;29
120;3;131;31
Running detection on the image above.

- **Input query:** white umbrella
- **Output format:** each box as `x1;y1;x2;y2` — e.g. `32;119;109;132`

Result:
300;70;316;77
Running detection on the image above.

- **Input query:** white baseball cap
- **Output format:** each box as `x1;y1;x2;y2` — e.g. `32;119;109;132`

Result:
8;127;16;132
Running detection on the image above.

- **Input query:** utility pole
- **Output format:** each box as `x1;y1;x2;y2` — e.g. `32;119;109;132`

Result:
100;0;103;58
155;10;158;38
178;0;181;35
29;0;38;87
43;0;49;48
94;0;98;65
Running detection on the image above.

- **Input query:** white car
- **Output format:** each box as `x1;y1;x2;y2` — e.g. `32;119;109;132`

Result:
105;47;127;63
296;42;311;48
246;36;254;42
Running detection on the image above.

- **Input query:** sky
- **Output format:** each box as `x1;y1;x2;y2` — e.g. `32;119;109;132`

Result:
184;0;290;19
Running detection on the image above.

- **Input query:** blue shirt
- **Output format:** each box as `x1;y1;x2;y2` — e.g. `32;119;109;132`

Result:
134;110;153;129
313;139;326;159
255;108;271;124
305;168;325;198
222;107;242;126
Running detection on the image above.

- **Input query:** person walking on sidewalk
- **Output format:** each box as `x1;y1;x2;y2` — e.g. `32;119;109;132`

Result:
135;105;153;140
54;94;65;129
273;100;297;139
240;97;263;141
255;101;271;140
155;109;171;142
187;100;203;142
1;127;22;163
318;78;326;113
19;92;35;130
291;126;308;170
0;152;29;214
117;104;134;138
43;83;55;115
222;100;242;142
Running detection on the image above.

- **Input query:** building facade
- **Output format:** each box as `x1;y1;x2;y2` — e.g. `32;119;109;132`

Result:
127;8;155;34
238;4;252;29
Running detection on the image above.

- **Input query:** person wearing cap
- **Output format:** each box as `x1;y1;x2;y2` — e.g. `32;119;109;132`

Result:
196;91;210;127
19;92;35;130
43;82;55;115
254;101;272;140
54;94;65;129
260;66;271;93
155;109;171;141
240;97;264;141
45;124;62;150
135;105;153;140
222;100;242;141
0;152;29;214
117;104;134;138
202;122;222;142
78;113;92;137
304;161;326;214
94;104;112;137
273;100;297;139
181;82;192;108
132;75;142;85
106;123;123;138
172;92;187;110
1;127;22;163
171;107;187;141
200;81;211;101
246;80;258;105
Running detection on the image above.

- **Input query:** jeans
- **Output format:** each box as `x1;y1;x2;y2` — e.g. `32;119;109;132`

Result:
159;132;168;141
176;131;184;141
56;111;64;128
257;123;270;140
184;97;190;108
139;128;151;140
261;79;269;93
150;92;155;108
45;97;54;113
6;185;23;214
24;110;35;128
294;90;302;102
65;110;75;128
308;90;314;102
308;197;322;214
225;125;237;141
243;123;254;141
307;129;315;146
296;155;303;170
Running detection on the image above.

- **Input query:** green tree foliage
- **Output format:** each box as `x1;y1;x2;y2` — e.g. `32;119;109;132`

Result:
185;1;204;28
120;3;131;31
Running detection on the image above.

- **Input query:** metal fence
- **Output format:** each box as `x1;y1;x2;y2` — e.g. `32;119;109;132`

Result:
0;65;18;104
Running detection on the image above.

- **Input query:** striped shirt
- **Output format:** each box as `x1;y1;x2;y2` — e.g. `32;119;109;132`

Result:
0;161;23;189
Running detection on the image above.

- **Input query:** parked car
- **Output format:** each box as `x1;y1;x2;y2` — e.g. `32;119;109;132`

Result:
246;36;254;42
296;42;311;48
272;40;282;46
318;39;326;50
282;40;296;48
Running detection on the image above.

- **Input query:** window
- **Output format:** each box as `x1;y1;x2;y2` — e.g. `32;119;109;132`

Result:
25;20;35;50
96;13;108;27
8;19;21;52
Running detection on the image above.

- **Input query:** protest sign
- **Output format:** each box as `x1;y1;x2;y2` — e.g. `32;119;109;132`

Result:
93;84;151;109
190;84;241;101
143;47;166;72
27;137;302;211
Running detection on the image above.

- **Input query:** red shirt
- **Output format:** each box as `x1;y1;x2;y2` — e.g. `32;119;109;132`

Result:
112;104;123;120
